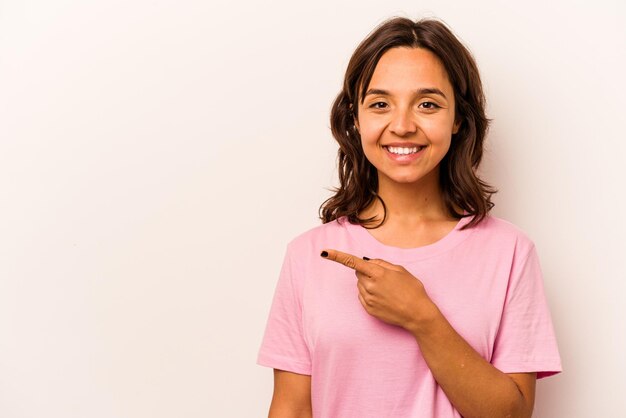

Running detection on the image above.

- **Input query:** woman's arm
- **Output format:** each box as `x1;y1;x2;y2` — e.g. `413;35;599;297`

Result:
268;369;312;418
409;302;536;418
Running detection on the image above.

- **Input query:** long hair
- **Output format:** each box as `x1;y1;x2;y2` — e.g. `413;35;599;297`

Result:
319;17;495;229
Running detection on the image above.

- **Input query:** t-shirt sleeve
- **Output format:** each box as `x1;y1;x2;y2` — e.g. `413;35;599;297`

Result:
257;243;312;375
491;244;562;378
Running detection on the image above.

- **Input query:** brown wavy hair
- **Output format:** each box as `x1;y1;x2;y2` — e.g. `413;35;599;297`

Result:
319;17;495;229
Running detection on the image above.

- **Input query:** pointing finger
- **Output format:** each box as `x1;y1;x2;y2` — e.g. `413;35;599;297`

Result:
321;249;382;277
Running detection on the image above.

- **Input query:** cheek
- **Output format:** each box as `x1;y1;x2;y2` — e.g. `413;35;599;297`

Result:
358;130;383;166
358;121;385;146
422;117;454;135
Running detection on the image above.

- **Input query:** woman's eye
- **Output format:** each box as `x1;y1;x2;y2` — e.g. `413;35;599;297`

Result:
369;102;388;109
419;101;440;110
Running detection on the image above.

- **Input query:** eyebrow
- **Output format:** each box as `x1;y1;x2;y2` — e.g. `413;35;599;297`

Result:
364;87;448;100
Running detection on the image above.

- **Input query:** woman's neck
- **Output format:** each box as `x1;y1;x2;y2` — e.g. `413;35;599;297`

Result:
358;172;460;248
361;172;453;226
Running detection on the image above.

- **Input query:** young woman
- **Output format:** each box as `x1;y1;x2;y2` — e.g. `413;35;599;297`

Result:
258;17;561;418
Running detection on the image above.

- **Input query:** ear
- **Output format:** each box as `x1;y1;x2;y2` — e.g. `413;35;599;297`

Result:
452;118;461;134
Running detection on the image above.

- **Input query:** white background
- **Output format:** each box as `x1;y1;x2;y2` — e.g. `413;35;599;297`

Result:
1;0;625;417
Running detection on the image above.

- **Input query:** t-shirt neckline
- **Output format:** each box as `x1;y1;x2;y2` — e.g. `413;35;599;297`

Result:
341;214;475;263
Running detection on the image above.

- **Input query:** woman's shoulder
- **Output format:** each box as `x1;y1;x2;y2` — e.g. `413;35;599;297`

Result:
476;214;530;234
472;214;535;249
285;216;352;253
471;214;537;253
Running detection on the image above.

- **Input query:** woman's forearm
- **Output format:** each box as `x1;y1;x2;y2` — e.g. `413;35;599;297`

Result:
408;302;534;418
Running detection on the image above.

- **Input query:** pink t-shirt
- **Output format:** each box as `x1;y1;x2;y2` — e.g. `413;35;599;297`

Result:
257;215;562;417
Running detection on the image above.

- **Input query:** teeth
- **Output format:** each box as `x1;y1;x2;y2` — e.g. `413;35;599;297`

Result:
386;146;422;155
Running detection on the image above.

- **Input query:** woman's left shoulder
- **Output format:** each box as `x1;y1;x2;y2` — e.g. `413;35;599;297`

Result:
470;214;536;251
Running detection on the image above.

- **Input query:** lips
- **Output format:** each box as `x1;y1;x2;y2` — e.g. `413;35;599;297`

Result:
384;145;425;155
382;144;426;162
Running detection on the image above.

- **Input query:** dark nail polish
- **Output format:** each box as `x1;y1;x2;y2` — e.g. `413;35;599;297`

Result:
320;251;328;258
363;256;370;261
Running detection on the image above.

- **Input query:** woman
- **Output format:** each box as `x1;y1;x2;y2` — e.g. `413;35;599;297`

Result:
258;17;561;418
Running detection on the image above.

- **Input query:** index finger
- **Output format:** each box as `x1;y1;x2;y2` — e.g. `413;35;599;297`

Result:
321;249;382;277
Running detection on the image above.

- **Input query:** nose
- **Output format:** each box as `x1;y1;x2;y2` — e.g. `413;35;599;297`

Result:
389;107;417;137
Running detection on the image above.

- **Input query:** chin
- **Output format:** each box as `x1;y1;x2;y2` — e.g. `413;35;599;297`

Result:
388;175;425;184
381;167;439;185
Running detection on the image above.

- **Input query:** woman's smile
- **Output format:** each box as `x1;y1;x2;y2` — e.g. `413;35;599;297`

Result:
383;144;427;163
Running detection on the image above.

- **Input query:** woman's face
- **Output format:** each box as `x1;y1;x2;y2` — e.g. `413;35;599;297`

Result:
356;47;460;187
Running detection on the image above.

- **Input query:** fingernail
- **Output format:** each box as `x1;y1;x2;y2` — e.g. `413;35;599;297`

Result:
320;251;328;258
363;256;370;261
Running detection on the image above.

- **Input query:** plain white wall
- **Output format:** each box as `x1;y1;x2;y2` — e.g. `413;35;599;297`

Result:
1;0;625;417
